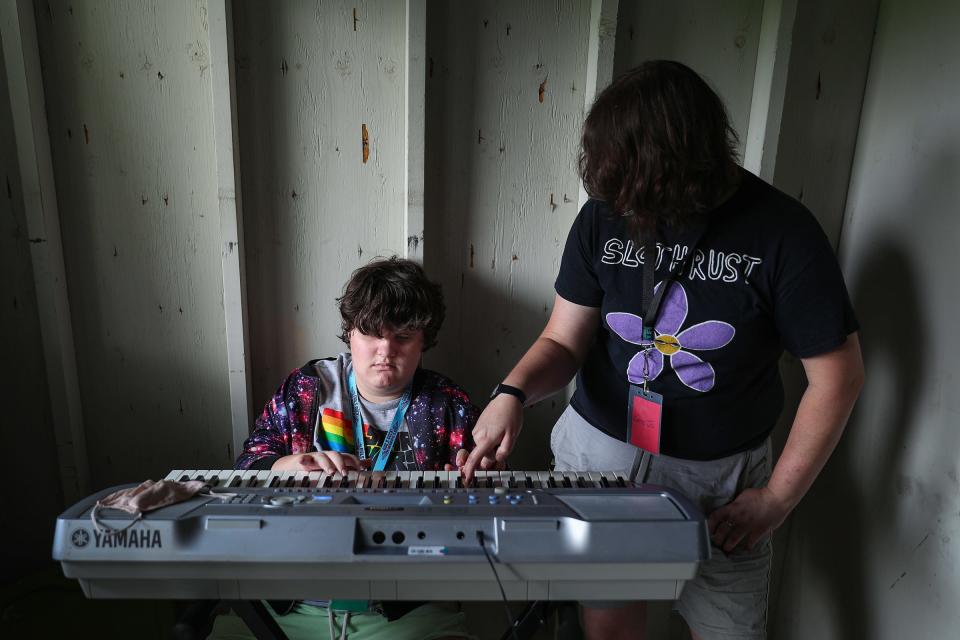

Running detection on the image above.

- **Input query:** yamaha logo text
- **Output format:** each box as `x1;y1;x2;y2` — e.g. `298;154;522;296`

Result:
79;529;164;549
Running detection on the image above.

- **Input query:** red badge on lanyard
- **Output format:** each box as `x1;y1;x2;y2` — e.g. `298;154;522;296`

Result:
628;383;663;454
627;342;663;455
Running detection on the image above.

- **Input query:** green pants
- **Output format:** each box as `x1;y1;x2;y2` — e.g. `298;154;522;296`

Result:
208;601;474;640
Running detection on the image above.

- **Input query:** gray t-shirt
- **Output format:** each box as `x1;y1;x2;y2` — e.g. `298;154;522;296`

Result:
357;396;419;471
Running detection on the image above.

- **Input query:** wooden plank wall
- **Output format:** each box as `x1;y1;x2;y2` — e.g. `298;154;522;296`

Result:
32;0;233;486
423;0;592;469
233;0;407;409
773;0;959;637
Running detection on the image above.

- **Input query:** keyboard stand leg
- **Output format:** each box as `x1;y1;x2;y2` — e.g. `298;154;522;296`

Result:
228;600;290;640
499;601;553;640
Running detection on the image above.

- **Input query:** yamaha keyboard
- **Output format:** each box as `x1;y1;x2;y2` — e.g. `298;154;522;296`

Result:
54;469;709;602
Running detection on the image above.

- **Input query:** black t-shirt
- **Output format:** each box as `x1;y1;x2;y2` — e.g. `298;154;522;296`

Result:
555;170;859;460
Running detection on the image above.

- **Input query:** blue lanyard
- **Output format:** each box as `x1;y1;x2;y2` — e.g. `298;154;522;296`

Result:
347;371;413;471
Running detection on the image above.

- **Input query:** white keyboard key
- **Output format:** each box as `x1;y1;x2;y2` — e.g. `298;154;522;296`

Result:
356;471;372;489
537;471;552;489
254;470;273;487
400;471;423;489
421;470;439;489
587;471;607;487
238;469;259;487
600;470;622;487
384;471;400;489
442;470;460;489
220;470;244;488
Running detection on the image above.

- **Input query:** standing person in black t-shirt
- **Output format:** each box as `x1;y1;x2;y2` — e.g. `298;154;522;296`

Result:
463;61;864;640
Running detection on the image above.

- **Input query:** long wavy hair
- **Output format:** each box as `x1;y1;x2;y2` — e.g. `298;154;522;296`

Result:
579;60;740;241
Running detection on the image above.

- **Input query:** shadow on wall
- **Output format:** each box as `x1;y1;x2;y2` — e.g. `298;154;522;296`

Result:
423;1;568;476
771;227;927;638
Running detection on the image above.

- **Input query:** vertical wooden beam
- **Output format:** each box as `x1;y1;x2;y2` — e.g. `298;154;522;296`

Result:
568;0;619;404
208;0;252;460
743;0;798;179
578;0;619;210
404;0;426;262
1;0;89;501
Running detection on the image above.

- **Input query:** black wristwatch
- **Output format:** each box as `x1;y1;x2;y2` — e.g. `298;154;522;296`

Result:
490;383;526;405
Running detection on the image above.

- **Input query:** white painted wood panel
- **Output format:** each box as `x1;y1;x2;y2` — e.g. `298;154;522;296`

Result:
769;0;879;247
423;0;592;469
208;0;252;462
743;0;797;178
405;0;426;262
578;0;619;210
613;0;764;158
233;0;407;407
774;0;960;637
34;0;232;487
0;9;66;581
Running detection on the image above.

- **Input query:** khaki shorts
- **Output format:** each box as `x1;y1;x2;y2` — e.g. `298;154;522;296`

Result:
550;405;772;640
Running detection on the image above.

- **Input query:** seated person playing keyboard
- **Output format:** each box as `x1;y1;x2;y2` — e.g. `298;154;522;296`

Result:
209;256;478;640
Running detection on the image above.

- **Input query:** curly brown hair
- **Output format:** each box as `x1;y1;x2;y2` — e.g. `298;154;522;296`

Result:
337;257;445;351
579;60;740;241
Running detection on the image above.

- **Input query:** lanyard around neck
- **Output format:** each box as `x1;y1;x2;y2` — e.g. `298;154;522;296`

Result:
347;370;413;471
639;222;708;340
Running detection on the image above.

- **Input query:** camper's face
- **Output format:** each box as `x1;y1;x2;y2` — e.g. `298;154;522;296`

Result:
349;326;423;401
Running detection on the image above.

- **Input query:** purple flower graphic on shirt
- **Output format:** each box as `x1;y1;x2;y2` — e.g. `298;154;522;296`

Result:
607;282;734;392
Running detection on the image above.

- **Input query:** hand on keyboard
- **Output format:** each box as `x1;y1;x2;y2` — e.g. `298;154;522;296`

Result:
443;448;469;472
270;451;369;475
463;393;522;482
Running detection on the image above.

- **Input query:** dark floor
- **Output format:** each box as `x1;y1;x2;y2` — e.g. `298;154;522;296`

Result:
3;568;689;639
0;566;178;639
1;568;555;640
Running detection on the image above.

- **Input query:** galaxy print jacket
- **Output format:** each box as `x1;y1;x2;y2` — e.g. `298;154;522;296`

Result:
237;353;477;471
